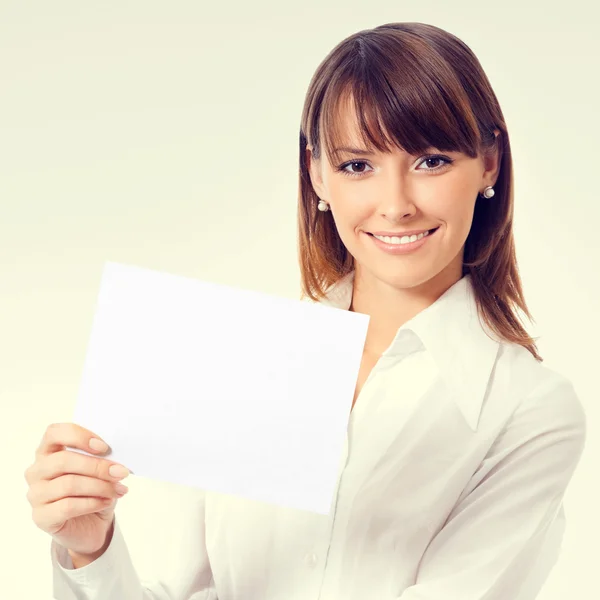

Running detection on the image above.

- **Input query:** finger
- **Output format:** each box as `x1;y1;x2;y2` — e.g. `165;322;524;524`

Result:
35;423;111;461
28;450;130;485
33;497;115;533
27;474;128;506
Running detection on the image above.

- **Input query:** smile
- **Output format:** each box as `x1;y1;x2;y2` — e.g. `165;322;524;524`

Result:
365;227;440;255
371;228;438;245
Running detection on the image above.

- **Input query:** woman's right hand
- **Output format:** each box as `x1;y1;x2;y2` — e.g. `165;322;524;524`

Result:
24;423;131;557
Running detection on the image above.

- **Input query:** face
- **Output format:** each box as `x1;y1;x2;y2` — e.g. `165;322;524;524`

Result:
307;103;500;293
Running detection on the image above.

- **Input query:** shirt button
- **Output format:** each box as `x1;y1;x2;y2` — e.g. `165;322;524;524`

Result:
304;552;318;567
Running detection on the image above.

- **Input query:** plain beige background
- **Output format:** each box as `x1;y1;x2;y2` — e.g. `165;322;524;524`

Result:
1;1;597;598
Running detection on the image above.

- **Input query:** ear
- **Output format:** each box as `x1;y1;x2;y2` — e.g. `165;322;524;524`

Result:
482;129;502;187
306;145;328;201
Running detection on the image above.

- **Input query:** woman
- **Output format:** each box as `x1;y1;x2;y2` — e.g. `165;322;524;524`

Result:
26;22;586;599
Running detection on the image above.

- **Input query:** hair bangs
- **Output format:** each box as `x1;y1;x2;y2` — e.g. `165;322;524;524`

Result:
317;41;483;165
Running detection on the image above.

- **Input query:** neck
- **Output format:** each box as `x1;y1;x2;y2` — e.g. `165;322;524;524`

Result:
350;263;463;355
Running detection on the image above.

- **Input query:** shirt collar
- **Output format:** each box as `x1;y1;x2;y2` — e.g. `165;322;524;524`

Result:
320;271;501;431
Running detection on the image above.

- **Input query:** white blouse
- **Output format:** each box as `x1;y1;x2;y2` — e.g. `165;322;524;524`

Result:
51;272;587;600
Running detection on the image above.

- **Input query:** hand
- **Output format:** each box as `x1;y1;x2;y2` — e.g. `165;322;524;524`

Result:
25;423;130;557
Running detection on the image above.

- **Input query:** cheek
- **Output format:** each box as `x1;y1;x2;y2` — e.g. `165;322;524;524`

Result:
433;179;477;227
329;182;373;225
443;203;478;247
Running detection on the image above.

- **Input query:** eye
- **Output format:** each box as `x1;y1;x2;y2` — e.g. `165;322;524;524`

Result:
336;154;453;179
416;155;453;171
336;161;374;178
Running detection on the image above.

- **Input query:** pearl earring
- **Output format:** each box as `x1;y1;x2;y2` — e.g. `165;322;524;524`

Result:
317;199;330;212
482;186;495;199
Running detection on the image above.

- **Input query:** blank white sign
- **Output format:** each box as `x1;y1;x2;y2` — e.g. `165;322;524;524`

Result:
71;261;369;514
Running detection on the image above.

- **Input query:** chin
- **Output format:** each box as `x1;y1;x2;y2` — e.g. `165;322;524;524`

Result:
359;262;442;290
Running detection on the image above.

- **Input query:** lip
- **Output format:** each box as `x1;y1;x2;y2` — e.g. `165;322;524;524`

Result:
369;227;438;237
365;226;440;255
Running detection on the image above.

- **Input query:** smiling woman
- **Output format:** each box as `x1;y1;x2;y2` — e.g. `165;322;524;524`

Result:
298;21;532;359
45;20;586;600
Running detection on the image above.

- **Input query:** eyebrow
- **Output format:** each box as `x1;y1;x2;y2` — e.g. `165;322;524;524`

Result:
333;145;446;157
332;146;376;156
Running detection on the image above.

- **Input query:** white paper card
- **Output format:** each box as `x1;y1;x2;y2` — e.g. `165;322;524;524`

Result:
71;261;369;514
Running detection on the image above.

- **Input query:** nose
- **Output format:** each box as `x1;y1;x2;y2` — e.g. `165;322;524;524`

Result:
378;171;417;222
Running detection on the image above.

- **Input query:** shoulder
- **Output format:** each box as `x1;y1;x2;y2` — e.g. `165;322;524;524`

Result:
492;341;587;443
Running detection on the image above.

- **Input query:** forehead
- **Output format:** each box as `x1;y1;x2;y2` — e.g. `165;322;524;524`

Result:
332;93;362;138
322;89;400;159
331;92;382;142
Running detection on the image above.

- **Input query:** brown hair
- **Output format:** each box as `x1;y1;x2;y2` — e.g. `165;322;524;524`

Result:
297;21;541;361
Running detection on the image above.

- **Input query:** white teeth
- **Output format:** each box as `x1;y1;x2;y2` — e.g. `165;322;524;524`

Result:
373;230;430;245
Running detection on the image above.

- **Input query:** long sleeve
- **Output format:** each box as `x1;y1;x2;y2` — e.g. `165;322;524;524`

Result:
397;374;587;600
51;490;217;600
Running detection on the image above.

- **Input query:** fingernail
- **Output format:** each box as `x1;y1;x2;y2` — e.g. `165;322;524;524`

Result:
115;483;129;495
89;438;109;453
109;464;130;479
